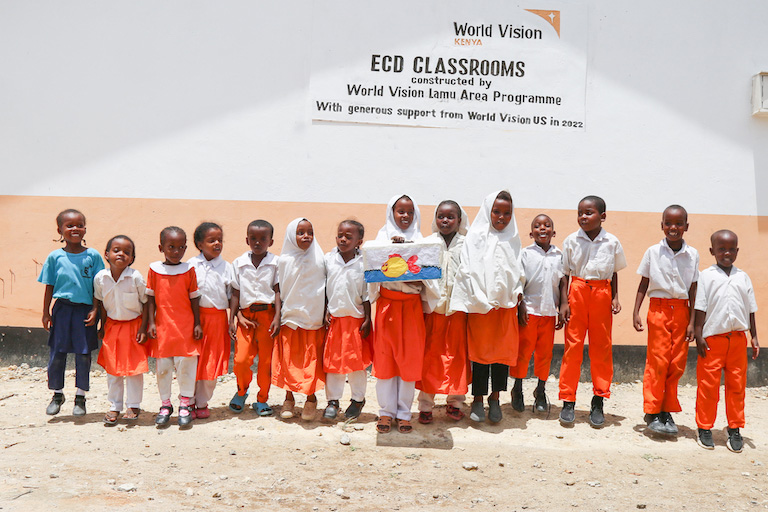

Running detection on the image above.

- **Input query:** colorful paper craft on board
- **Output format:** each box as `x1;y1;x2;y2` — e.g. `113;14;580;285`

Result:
362;240;442;283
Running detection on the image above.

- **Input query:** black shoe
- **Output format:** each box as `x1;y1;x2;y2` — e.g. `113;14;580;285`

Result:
589;396;604;428
177;406;194;429
660;412;678;435
73;396;87;416
727;428;743;453
511;387;524;412
647;414;667;435
697;428;715;450
323;400;340;420
533;389;549;414
344;399;365;419
46;393;65;415
470;401;486;422
488;398;503;423
559;401;575;424
155;405;173;426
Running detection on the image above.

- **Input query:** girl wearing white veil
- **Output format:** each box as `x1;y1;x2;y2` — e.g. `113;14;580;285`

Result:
273;218;327;421
416;200;471;424
371;194;435;434
450;190;524;424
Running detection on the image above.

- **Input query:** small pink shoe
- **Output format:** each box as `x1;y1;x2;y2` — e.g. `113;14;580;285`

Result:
194;406;210;419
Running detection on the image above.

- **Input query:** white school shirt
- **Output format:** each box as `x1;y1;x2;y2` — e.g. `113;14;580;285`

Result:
636;239;699;300
93;267;147;321
187;253;235;310
562;228;627;280
521;244;564;317
231;251;279;308
695;265;757;339
325;249;368;318
424;232;465;315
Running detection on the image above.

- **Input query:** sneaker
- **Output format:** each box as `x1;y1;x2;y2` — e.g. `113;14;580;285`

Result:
646;414;667;435
533;389;549;413
73;396;87;416
589;396;604;428
470;401;485;422
344;399;365;419
697;428;715;450
559;401;575;424
726;428;743;453
488;399;503;423
46;393;65;415
511;387;524;412
323;400;339;420
660;412;678;435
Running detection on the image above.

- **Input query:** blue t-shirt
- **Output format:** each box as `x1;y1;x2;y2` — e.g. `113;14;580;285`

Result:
38;248;105;305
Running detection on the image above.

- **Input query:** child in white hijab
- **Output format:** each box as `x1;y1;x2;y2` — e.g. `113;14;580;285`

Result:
416;200;471;424
371;194;435;434
273;218;327;421
450;190;524;424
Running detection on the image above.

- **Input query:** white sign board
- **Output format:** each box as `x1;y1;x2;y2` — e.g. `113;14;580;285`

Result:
310;1;587;131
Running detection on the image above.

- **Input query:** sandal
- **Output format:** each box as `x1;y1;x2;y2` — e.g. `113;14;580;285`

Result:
446;405;465;421
229;392;248;413
103;410;119;425
178;405;194;429
253;402;273;417
397;419;413;433
418;411;433;424
123;408;140;421
376;415;393;433
194;406;210;419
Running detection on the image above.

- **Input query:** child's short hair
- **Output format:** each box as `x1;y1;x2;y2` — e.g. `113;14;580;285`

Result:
160;226;186;245
437;200;462;220
194;222;222;249
531;213;554;227
580;195;606;214
495;190;513;204
247;220;274;238
710;229;738;246
340;219;365;238
56;208;85;227
105;235;137;263
663;204;688;221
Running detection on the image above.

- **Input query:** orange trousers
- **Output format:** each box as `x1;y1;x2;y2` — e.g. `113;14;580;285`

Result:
642;298;690;414
558;277;613;402
234;307;274;403
510;314;556;381
695;331;747;430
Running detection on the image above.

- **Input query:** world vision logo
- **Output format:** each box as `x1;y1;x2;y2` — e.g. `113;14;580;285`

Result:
525;9;560;37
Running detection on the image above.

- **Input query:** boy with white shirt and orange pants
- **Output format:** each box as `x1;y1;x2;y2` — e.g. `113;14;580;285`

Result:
632;205;699;436
558;196;627;428
693;229;759;452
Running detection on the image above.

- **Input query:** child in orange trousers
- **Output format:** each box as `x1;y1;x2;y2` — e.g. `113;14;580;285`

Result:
693;229;759;453
632;205;699;436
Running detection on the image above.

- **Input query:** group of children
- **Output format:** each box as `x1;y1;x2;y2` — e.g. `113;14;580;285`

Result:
37;194;759;452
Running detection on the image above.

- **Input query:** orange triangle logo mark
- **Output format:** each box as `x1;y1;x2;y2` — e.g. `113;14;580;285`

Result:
526;9;560;37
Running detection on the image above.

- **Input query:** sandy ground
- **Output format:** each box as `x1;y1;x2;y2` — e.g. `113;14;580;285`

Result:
1;365;768;512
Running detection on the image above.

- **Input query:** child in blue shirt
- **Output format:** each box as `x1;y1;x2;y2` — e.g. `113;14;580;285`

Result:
38;209;105;416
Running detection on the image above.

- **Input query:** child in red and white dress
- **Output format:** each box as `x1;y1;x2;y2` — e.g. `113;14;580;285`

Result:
322;220;372;421
94;235;149;424
417;200;470;424
146;226;203;429
188;222;236;419
272;218;327;421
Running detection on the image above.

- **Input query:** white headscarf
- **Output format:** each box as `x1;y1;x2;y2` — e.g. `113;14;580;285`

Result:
277;217;326;330
449;190;524;314
430;201;470;237
375;194;423;242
